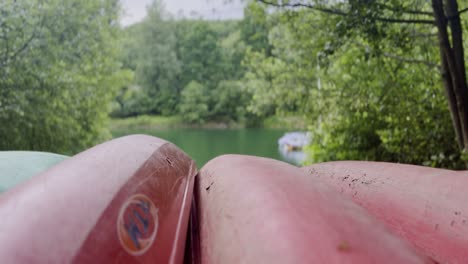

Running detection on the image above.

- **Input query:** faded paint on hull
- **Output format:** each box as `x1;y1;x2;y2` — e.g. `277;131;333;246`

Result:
193;155;433;264
303;161;468;264
0;135;196;264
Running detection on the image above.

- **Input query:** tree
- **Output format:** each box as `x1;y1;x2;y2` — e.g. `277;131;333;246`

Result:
114;3;254;122
211;80;250;123
175;20;225;90
135;0;181;115
241;2;272;54
243;21;315;117
0;0;124;154
179;81;210;123
257;0;468;166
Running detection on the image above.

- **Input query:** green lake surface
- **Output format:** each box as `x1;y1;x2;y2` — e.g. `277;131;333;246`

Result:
112;128;288;167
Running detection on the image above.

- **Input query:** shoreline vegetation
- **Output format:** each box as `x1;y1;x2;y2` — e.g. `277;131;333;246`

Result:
2;0;466;169
109;115;307;131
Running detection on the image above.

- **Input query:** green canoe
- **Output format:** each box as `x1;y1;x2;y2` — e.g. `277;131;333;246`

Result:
0;151;68;193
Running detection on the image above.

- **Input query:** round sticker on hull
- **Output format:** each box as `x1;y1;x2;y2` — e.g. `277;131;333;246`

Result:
117;194;159;256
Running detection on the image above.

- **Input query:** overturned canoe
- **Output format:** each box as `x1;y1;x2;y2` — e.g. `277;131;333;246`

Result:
192;155;434;263
0;135;196;263
303;161;468;264
3;138;467;263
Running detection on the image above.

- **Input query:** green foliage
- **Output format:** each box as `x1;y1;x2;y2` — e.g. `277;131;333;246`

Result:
114;2;267;124
211;81;250;123
109;0;464;168
242;1;464;168
137;1;181;115
305;43;460;168
0;0;124;154
175;21;224;89
242;20;315;117
240;2;271;53
179;81;210;124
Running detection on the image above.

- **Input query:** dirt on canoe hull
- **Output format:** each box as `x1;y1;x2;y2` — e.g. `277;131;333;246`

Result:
303;161;468;264
193;155;434;264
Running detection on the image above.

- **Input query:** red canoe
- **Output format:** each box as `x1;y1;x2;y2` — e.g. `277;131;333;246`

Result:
0;135;196;263
191;155;434;263
303;161;468;264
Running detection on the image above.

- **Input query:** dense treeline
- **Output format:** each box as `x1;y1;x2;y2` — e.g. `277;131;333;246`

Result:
116;0;467;168
2;0;467;169
112;1;264;125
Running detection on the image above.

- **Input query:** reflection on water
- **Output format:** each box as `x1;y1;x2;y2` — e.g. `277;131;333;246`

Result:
112;128;291;166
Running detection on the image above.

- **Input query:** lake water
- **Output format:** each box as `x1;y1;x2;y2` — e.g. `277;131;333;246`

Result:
112;128;289;167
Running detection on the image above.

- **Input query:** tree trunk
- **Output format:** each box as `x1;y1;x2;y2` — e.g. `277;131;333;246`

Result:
440;48;464;149
445;0;468;149
432;0;468;166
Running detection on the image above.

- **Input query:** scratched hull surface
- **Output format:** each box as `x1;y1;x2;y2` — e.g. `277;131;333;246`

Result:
0;135;196;264
303;162;468;264
193;155;433;264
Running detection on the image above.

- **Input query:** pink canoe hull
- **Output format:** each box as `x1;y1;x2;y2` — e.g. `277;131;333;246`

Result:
0;135;196;263
193;155;433;263
303;161;468;264
3;139;465;263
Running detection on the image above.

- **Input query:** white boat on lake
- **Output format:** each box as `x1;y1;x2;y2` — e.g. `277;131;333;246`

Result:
278;132;311;165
